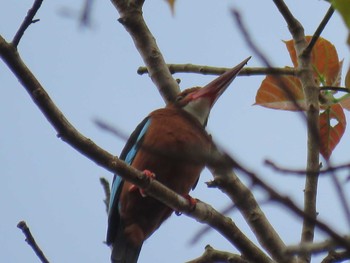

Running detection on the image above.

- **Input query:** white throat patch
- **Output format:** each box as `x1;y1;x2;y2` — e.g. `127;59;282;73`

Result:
183;98;211;126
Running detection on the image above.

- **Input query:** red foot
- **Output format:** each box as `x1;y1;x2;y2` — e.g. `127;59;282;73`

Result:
175;194;198;216
128;170;156;197
185;194;198;210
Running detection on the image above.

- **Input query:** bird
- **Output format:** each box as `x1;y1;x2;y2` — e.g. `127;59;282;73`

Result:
106;57;250;263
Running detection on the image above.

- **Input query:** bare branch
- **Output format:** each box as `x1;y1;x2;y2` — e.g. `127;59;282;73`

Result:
137;64;296;77
208;161;289;263
12;0;43;47
0;36;272;263
321;251;350;263
272;0;304;39
266;158;350;227
320;86;350;93
302;6;335;57
109;0;180;103
286;237;350;256
266;159;350;175
329;168;350;230
186;245;249;263
17;221;50;263
206;149;350;253
272;2;321;261
188;201;272;263
79;0;95;27
265;159;321;176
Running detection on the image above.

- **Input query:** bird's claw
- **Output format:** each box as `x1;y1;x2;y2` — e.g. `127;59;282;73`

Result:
128;169;156;197
175;194;197;216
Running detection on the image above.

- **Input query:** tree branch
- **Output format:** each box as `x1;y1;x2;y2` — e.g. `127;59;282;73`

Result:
186;245;249;263
321;251;350;263
265;159;350;178
137;64;296;77
286;237;350;256
207;165;289;263
272;2;320;262
109;0;179;103
265;161;350;223
302;6;335;57
272;0;304;39
207;149;350;254
265;159;320;176
12;0;43;47
0;35;272;263
17;221;50;263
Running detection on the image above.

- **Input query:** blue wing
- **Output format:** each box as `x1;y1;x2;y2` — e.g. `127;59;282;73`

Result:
106;116;151;245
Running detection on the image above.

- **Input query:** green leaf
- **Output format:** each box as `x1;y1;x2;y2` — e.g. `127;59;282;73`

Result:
331;0;350;29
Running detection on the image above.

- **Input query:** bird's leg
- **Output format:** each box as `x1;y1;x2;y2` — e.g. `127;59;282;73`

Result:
175;194;198;216
128;169;156;197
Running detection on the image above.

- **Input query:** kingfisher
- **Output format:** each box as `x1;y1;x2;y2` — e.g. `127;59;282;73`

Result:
106;57;250;263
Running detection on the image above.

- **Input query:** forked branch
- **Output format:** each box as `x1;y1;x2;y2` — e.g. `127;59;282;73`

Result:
17;221;50;263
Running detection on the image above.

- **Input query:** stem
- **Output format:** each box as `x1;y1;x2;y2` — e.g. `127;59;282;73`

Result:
272;1;321;262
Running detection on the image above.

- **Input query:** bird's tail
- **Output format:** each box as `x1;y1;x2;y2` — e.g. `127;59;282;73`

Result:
111;243;142;263
110;223;143;263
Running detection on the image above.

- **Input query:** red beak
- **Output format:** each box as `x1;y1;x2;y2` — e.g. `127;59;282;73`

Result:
190;57;251;107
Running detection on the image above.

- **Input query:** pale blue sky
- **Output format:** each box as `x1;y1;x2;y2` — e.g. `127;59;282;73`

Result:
1;1;349;262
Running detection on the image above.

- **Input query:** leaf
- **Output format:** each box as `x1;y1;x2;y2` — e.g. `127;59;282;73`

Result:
346;66;350;88
284;36;341;86
339;68;350;110
339;95;350;111
319;103;346;159
255;74;307;111
331;0;350;29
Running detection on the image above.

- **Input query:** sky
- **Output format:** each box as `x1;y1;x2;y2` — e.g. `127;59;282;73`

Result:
1;1;349;262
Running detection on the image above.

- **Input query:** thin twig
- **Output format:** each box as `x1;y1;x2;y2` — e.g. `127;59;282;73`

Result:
320;86;350;93
208;163;291;263
228;154;350;253
79;0;94;27
17;221;50;263
186;245;249;263
321;250;350;263
265;159;350;222
328;168;350;230
137;64;296;77
12;0;43;47
265;159;350;176
272;0;303;38
286;236;350;255
302;6;335;57
272;3;321;261
265;160;321;176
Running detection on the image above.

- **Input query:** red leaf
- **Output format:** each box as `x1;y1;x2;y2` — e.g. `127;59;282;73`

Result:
319;103;346;159
345;66;350;88
339;95;350;111
255;74;307;111
285;36;341;86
